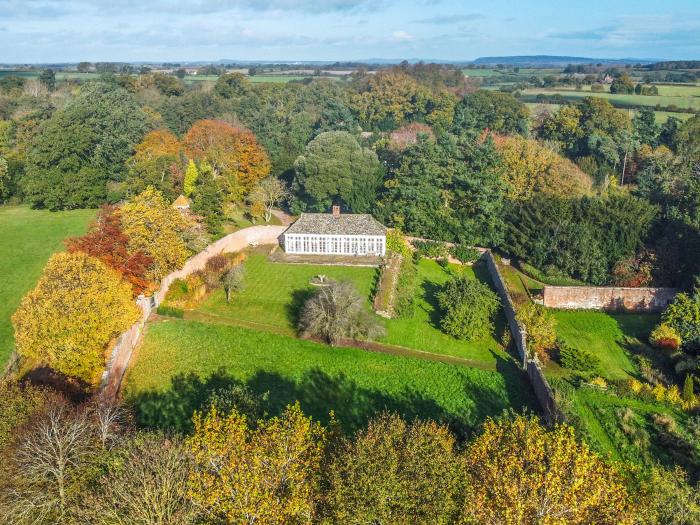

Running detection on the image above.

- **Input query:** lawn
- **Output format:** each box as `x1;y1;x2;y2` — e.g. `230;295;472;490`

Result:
0;206;94;367
521;87;700;110
196;254;508;366
548;310;658;380
123;319;536;434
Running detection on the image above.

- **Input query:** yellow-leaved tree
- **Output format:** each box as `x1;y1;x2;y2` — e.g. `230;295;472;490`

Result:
493;134;592;201
186;403;325;524
462;414;632;525
118;186;191;281
12;252;139;383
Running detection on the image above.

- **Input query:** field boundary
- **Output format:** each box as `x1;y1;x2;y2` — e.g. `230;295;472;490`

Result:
100;225;286;402
484;251;559;423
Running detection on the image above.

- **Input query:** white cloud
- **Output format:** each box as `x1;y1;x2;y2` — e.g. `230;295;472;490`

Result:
391;30;414;42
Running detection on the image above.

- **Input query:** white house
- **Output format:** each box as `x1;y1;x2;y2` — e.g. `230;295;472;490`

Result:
282;206;387;256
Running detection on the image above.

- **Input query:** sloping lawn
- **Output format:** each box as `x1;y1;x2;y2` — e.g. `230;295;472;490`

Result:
0;206;93;367
548;310;658;380
123;319;535;434
196;254;508;366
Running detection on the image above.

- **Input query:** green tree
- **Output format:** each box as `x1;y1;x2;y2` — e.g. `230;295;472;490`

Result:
190;161;224;236
222;264;245;303
516;303;557;362
292;131;383;213
0;155;9;202
183;159;198;197
214;72;252;99
683;374;695;403
437;275;500;340
39;68;56;91
323;413;463;524
633;106;660;147
22;83;148;209
610;73;635;94
662;292;700;349
453;90;530;136
153;73;185;96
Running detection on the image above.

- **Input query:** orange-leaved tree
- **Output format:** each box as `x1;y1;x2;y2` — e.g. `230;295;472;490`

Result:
186;403;324;524
183;119;270;200
125;128;184;198
66;205;154;296
462;414;632;524
12;252;140;383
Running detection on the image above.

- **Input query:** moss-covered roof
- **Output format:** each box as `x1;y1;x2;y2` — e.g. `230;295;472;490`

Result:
284;213;386;236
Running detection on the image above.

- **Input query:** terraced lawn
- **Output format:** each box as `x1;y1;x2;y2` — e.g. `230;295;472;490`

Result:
196;254;509;366
123;319;536;434
0;206;94;367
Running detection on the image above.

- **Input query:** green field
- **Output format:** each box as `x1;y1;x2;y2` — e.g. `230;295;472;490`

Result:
549;310;658;380
521;87;700;111
0;206;93;367
123;319;535;434
196;254;507;366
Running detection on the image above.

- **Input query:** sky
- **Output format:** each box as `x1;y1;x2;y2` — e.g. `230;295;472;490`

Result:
0;0;699;63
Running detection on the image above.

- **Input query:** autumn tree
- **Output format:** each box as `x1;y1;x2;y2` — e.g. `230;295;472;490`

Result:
80;433;198;525
66;205;153;295
187;403;324;524
12;252;139;383
183;159;198;197
462;414;632;524
322;413;463;524
125;128;183;199
118;187;190;281
183;119;271;200
247;176;289;222
492;134;592;201
516;303;557;362
0;155;9;202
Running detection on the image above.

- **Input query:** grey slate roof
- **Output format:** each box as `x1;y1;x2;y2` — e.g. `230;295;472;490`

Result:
284;213;386;236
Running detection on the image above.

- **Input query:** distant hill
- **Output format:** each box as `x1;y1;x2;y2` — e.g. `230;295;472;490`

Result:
472;55;660;67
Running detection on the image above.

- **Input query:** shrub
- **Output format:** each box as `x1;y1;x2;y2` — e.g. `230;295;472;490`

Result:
516;304;557;362
450;244;481;264
682;374;696;404
394;257;418;318
650;323;682;351
559;343;601;375
661;292;700;350
386;229;411;257
222;265;245;303
156;305;184;318
412;239;448;259
437;276;500;340
299;281;385;345
205;254;231;274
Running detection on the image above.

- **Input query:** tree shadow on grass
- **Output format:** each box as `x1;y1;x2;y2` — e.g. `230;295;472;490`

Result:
420;279;444;331
285;288;316;330
126;365;520;440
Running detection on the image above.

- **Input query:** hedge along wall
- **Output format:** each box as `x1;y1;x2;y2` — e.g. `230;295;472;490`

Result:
100;225;287;402
483;251;559;424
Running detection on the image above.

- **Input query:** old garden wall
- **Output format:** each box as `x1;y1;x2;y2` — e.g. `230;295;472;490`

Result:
100;225;286;402
543;285;677;312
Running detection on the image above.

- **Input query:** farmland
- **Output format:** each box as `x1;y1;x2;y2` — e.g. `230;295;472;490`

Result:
0;206;93;367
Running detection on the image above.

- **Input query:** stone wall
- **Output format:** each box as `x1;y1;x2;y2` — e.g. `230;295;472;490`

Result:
484;251;559;424
100;225;287;402
543;285;677;312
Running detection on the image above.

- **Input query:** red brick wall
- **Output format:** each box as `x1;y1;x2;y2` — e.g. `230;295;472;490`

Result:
543;286;677;312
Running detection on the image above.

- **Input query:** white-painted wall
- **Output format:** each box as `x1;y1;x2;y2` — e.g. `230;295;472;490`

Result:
283;233;385;256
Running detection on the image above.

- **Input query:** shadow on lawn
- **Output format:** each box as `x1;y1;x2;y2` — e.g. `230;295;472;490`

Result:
126;366;521;440
285;288;315;329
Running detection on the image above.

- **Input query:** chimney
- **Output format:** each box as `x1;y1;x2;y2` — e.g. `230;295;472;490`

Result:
332;205;340;217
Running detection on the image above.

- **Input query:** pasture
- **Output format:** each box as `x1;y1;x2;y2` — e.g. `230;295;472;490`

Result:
123;318;535;434
521;87;700;111
0;206;93;367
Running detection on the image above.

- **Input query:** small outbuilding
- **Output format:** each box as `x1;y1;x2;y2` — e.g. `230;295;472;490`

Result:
282;206;387;256
172;195;191;211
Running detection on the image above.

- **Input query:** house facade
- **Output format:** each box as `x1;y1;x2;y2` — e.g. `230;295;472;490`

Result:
282;206;387;256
